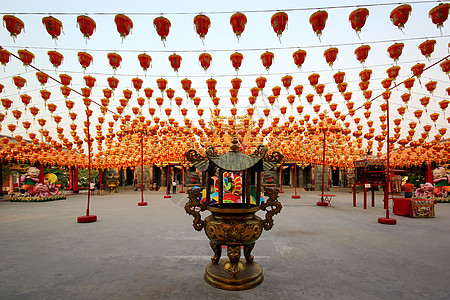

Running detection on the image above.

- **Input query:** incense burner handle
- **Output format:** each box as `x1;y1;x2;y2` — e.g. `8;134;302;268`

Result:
260;187;282;231
185;188;207;231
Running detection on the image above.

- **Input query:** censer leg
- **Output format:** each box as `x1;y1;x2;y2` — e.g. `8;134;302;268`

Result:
227;245;241;278
244;243;255;263
209;241;222;264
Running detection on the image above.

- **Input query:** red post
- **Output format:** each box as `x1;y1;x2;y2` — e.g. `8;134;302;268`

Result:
372;185;375;207
38;164;44;183
180;163;185;193
73;167;79;193
279;162;284;193
353;184;356;207
363;184;367;209
292;164;300;199
78;108;97;223
99;169;103;185
138;135;147;206
164;164;171;198
378;88;396;225
317;129;327;206
69;168;73;190
426;164;433;183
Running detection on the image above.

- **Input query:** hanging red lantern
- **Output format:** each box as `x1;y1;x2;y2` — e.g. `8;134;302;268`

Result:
168;53;182;73
231;78;242;90
256;76;267;90
0;49;11;66
0;84;3;94
418;40;437;59
138;53;152;72
386;66;401;79
354;45;371;65
230;52;243;72
123;89;133;100
411;63;425;79
212;97;220;107
78;52;93;70
260;51;274;71
294;85;303;99
193;97;201;107
248;96;256;106
84;75;96;89
272;86;281;97
343;92;353;101
187;88;196;99
364;90;372;100
306;94;314;105
107;77;119;90
81;88;91;98
206;78;217;90
387;43;404;62
47;50;64;68
359;69;372;82
325;93;333;103
425;81;437;94
132;78;143;92
270;12;288;39
349;8;369;35
440;60;450;76
338;83;347;94
199;53;212;72
47;103;57;114
230;12;247;40
292;49;307;69
3;15;24;39
12;76;26;90
267;95;276;106
381;78;393;90
153;16;171;43
40;90;51;102
309;10;328;38
230;89;238;98
59;74;72;86
250;87;259;98
77;15;96;39
42;16;63;40
308;73;320;87
60;86;71;98
180;78;192;94
20;94;31;107
323;47;338;68
17;49;34;66
390;4;412;30
315;84;325;96
333;72;345;84
156;78;168;93
114;14;133;39
359;81;369;91
403;78;415;91
165;88;175;100
107;53;122;71
429;3;450;30
193;14;211;40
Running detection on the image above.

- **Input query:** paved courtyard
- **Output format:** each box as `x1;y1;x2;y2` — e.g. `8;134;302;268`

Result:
1;188;449;299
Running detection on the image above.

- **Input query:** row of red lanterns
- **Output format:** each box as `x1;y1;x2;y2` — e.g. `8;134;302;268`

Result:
2;4;449;42
2;41;445;74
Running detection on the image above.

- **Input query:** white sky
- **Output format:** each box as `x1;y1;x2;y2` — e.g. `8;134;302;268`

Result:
0;0;449;155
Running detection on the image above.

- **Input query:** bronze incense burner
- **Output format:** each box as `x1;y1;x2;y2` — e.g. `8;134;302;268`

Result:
184;138;283;290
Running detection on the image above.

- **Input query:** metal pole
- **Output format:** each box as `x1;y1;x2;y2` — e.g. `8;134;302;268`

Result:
292;164;300;199
164;164;171;198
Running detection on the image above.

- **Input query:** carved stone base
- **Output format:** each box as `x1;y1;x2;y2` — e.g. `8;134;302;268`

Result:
204;259;263;290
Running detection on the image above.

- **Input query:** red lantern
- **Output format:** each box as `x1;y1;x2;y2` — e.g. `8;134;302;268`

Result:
193;97;201;107
230;52;243;72
59;74;72;86
132;78;143;92
333;72;345;85
294;85;303;99
0;84;3;93
359;81;369;91
18;49;34;66
338;83;347;94
187;88;196;99
308;73;320;87
272;86;281;97
107;77;119;90
292;49;307;69
66;100;75;110
403;78;415;91
429;3;450;30
271;12;288;39
267;95;276;106
138;53;152;72
359;69;372;82
193;15;211;40
78;52;93;70
381;78;393;90
180;78;192;93
166;88;175;100
206;78;217;90
251;87;259;98
256;76;267;90
47;103;57;114
315;84;325;96
390;4;412;30
248;96;256;106
2;15;24;39
0;49;11;66
349;8;369;35
425;81;437;94
123;89;133;100
411;63;425;79
47;50;64;68
343;92;353;101
230;12;247;40
230;89;238;98
260;51;274;71
60;86;71;98
40;90;51;102
20;94;31;107
387;43;404;62
354;45;371;65
306;94;314;105
12;76;26;90
440;60;450;76
156;78;168;92
231;78;242;90
42;16;63;40
363;90;372;100
386;66;401;79
287;95;295;106
212;97;220;107
418;40;436;59
77;15;96;39
199;53;212;71
309;10;328;37
323;47;338;67
107;53;122;70
168;53;182;72
81;88;91;97
84;75;96;89
153;16;171;43
114;14;133;39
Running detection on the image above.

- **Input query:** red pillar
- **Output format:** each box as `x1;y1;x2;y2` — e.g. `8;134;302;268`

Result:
73;167;79;193
69;168;73;190
426;164;433;183
38;164;44;183
99;169;103;185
